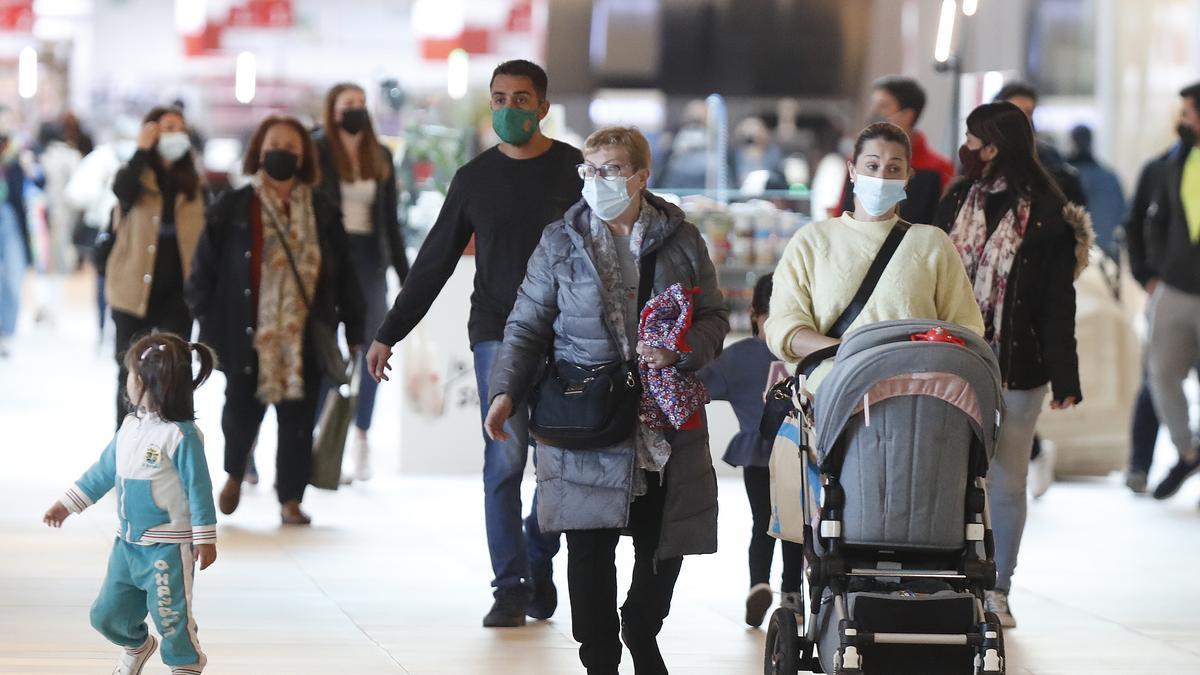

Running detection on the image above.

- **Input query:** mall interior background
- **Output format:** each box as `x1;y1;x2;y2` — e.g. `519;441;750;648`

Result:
0;0;1198;477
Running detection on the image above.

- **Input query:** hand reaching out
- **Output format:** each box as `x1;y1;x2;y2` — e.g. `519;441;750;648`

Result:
43;501;70;528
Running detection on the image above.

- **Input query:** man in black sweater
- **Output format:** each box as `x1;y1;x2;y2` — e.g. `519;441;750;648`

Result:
367;60;582;628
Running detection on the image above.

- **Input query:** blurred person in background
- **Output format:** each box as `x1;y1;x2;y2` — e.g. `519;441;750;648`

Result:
733;115;787;191
838;76;953;224
993;81;1087;207
188;114;365;526
65;115;141;344
0;130;28;357
1067;125;1125;260
1143;82;1200;504
1121;119;1192;495
652;99;725;191
108;105;205;428
314;82;411;483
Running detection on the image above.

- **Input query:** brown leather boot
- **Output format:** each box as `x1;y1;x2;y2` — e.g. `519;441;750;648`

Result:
218;476;242;515
280;500;311;526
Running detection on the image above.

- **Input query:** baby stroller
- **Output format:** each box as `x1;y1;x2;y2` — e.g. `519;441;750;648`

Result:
763;319;1007;675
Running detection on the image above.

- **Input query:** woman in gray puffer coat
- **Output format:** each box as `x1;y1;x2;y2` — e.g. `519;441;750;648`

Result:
485;127;729;675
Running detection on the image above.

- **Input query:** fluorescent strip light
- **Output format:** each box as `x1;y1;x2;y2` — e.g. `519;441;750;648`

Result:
934;0;957;63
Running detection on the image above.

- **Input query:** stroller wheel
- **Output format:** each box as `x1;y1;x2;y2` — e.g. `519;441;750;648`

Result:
764;608;799;675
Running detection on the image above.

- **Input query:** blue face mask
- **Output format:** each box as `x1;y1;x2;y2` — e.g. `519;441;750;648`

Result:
852;174;907;216
582;176;632;222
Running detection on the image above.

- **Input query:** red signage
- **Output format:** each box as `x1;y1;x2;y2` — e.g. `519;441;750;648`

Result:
0;0;33;32
227;0;294;28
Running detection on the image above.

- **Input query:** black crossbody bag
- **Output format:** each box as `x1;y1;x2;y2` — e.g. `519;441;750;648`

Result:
759;220;911;439
528;250;658;450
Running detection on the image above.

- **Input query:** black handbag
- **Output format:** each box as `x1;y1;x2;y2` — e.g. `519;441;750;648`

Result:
528;249;657;450
266;214;351;386
759;220;911;439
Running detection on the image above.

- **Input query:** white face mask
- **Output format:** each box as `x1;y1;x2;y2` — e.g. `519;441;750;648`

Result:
852;173;907;216
156;132;191;163
582;176;633;222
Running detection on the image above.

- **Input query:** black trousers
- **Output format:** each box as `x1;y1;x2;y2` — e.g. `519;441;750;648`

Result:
112;299;192;428
566;472;683;675
743;466;803;592
221;350;320;504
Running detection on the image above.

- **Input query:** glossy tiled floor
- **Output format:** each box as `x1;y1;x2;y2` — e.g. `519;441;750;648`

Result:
2;275;1199;674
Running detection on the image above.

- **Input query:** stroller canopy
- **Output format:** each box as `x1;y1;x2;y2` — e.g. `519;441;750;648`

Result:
813;320;1005;466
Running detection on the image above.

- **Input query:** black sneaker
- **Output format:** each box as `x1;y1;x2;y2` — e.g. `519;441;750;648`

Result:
527;567;557;620
483;588;528;628
1152;458;1200;500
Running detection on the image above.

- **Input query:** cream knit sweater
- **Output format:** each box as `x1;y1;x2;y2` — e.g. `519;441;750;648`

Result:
765;213;985;371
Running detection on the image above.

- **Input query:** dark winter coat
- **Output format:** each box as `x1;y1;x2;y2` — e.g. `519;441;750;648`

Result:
1145;144;1200;295
185;185;366;376
934;181;1092;404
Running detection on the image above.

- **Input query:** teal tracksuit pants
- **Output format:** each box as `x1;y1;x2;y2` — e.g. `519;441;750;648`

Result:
90;538;206;671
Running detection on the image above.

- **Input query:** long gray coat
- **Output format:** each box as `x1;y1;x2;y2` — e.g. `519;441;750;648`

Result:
490;192;730;560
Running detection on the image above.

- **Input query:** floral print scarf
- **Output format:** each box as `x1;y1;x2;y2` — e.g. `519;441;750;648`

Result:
252;173;321;404
949;177;1030;352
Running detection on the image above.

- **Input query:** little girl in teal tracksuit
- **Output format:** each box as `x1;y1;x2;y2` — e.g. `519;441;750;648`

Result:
44;333;218;675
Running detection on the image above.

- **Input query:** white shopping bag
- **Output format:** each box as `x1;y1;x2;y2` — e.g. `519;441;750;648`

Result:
769;411;814;544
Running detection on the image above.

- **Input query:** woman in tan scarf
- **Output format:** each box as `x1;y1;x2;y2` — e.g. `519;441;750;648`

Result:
187;116;366;525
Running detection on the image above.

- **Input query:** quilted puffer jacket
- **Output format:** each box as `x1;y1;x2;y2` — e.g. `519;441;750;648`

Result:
489;192;730;560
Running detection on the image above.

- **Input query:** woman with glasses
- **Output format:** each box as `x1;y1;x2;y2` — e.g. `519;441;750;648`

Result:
484;126;729;675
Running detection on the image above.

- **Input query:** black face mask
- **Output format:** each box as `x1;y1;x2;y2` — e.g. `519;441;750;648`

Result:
1178;123;1197;148
340;108;370;135
262;150;300;181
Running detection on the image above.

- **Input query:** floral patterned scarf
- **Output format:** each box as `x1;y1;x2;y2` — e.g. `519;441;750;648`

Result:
586;196;672;496
252;173;321;404
949;177;1030;351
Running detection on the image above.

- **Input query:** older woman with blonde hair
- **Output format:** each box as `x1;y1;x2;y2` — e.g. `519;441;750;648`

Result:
485;126;729;675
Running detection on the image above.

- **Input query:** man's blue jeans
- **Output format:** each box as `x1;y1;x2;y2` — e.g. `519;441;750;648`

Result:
474;340;561;594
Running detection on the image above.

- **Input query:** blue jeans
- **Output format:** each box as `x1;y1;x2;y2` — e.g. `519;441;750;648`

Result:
0;204;24;338
474;340;561;593
990;385;1048;592
346;234;390;432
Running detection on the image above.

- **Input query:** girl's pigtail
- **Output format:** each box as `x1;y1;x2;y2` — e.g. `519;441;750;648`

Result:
190;342;217;389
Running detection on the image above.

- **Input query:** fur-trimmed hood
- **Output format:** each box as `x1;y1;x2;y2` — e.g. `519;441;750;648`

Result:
1062;201;1095;280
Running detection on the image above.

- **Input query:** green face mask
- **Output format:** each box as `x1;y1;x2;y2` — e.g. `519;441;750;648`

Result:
492;106;540;146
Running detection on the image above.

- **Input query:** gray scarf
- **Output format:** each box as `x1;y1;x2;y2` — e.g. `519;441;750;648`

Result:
585;195;672;497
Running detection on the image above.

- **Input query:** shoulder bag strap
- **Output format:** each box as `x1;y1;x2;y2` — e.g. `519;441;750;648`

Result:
797;219;911;377
263;209;314;311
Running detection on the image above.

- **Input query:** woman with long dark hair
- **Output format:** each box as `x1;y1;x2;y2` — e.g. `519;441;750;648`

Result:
107;105;205;427
933;101;1092;628
187;115;365;525
314;82;409;481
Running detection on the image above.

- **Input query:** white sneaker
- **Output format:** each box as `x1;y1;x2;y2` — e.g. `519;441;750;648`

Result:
113;634;157;675
1029;439;1056;499
984;590;1017;628
744;583;773;627
353;437;372;482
